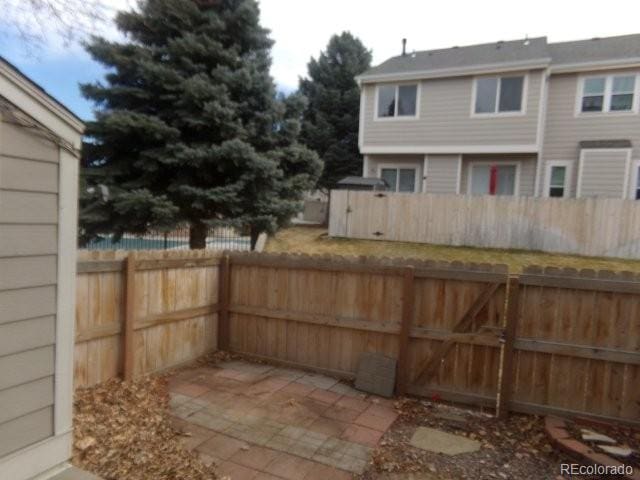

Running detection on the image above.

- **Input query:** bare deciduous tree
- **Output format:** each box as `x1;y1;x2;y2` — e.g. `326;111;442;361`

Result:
2;0;117;51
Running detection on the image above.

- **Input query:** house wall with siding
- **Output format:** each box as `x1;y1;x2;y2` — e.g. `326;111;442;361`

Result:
0;114;59;458
542;68;640;198
361;69;542;148
578;149;630;198
425;155;460;193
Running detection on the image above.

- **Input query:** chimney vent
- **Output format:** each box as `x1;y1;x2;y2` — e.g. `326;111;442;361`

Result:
402;38;407;56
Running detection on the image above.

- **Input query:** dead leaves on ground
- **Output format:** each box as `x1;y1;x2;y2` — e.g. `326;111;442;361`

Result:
73;375;218;480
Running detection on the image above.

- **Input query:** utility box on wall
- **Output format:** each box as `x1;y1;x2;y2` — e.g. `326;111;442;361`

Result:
0;58;84;479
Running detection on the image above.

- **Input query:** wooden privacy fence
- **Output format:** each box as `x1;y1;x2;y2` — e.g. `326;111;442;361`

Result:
74;250;219;388
74;250;640;424
329;190;640;259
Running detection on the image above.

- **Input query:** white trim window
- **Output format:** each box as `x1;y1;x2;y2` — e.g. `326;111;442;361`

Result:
473;75;526;115
378;165;418;192
578;74;638;114
375;83;419;119
468;161;520;196
544;161;572;198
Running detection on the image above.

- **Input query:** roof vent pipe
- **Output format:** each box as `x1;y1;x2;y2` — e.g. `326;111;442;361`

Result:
402;38;407;56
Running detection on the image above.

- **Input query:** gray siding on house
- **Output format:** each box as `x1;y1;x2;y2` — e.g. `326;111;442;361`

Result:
0;408;54;458
0;115;58;458
425;155;460;193
361;70;542;148
578;149;630;198
460;154;537;196
543;69;640;160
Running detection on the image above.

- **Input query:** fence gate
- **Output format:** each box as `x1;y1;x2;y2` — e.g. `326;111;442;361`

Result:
400;263;512;413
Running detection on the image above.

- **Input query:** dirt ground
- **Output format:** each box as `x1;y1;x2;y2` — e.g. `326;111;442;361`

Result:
360;398;563;480
266;226;640;273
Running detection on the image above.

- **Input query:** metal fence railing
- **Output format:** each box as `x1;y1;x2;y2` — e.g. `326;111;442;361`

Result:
84;227;251;251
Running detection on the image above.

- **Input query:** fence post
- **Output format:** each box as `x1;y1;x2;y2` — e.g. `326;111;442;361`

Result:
217;254;231;350
123;252;137;381
395;265;415;396
497;276;520;418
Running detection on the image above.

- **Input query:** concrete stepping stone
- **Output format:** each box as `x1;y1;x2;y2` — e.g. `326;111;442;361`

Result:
410;426;481;455
580;429;617;444
598;445;634;457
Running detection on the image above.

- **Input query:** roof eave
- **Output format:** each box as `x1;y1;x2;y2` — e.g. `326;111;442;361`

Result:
0;60;84;146
549;56;640;74
356;58;552;84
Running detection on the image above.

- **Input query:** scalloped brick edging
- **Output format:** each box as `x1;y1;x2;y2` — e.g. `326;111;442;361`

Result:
544;416;640;480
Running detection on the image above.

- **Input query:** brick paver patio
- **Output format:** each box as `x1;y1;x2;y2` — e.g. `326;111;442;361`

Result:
168;360;399;479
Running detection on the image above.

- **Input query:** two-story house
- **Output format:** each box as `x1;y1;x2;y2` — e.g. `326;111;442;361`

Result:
357;34;640;200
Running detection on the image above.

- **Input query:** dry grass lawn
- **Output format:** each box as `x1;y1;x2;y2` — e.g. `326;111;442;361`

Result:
266;226;640;273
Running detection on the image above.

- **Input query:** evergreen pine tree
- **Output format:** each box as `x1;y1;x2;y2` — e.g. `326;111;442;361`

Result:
80;0;321;248
299;32;372;192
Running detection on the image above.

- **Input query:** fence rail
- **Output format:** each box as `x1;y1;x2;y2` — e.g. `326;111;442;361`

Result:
329;190;640;259
74;250;640;424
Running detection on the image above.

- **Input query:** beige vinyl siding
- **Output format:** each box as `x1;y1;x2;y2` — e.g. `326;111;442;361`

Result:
0;408;53;458
0;225;57;257
0;156;58;192
0;115;59;460
0;316;56;357
0;377;54;425
361;70;542;148
363;154;424;191
0;120;59;163
0;346;55;391
543;69;640;159
578;149;630;198
425;155;460;193
0;256;57;290
0;190;58;224
460;154;537;196
0;286;57;325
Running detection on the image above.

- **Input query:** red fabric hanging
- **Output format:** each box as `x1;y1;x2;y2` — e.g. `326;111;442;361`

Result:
489;165;498;195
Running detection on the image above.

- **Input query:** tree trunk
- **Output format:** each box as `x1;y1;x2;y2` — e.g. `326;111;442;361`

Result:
249;226;260;251
189;222;208;249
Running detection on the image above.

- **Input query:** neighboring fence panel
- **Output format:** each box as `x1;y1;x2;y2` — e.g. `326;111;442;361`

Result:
508;267;640;422
329;190;640;259
74;250;220;388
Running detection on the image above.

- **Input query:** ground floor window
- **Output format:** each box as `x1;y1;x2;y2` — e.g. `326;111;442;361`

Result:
635;165;640;200
470;164;517;195
544;161;572;198
380;167;416;192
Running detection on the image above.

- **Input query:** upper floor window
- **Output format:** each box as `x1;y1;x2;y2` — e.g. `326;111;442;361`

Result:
376;84;418;119
580;74;637;113
474;76;525;115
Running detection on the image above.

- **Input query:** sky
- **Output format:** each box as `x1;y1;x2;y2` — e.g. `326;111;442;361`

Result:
2;0;640;120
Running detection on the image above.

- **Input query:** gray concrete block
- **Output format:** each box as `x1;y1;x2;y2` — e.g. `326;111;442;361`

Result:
354;352;396;398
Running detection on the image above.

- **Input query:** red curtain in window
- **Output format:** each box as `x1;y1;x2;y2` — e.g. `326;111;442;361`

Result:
489;165;498;195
